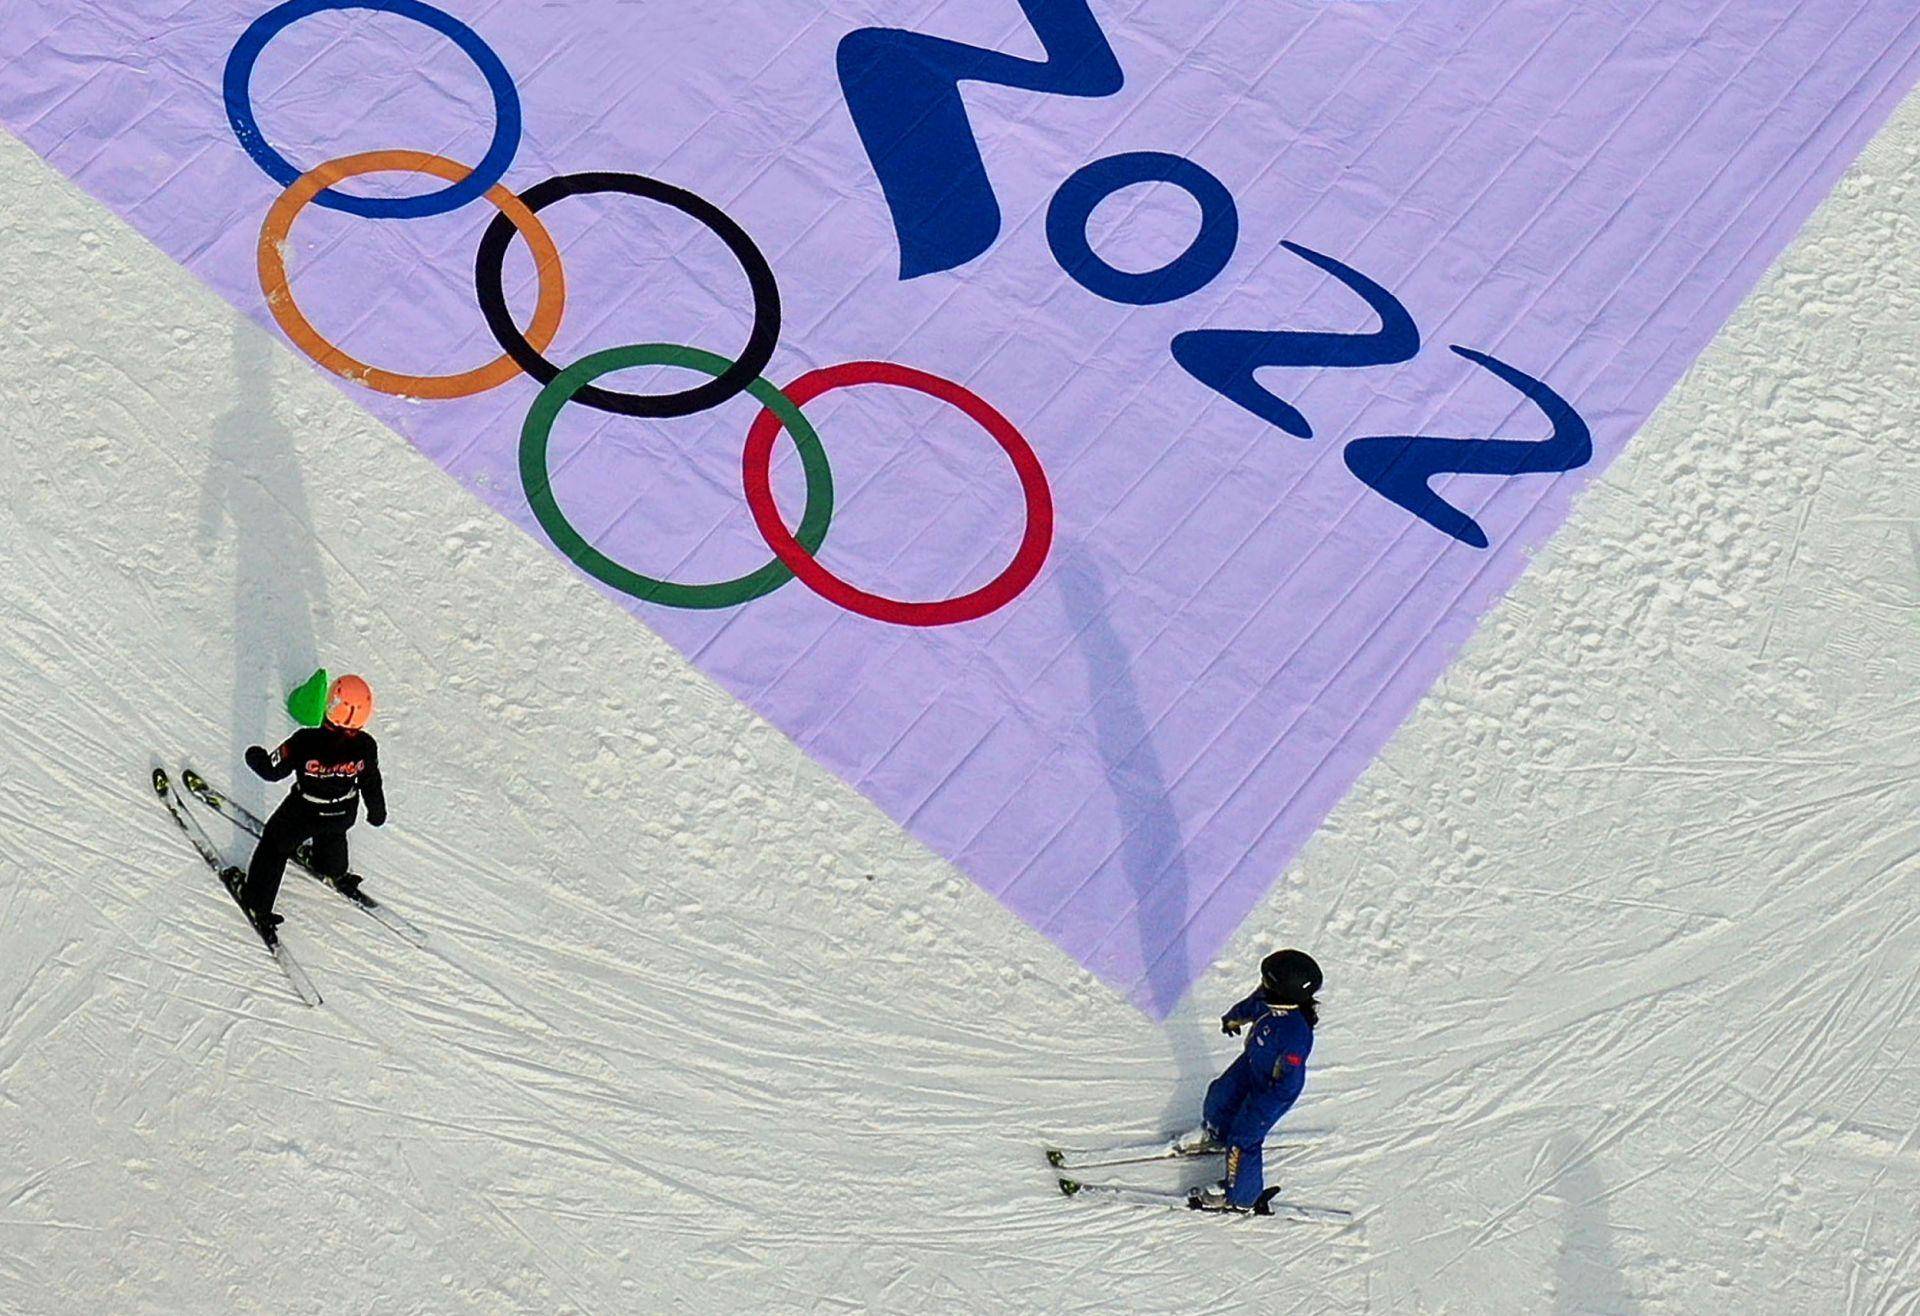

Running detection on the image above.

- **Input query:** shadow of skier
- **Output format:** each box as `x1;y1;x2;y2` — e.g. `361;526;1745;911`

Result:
1055;542;1211;1129
1549;1133;1639;1315
197;322;328;813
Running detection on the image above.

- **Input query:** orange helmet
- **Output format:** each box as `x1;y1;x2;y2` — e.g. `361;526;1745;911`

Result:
325;674;374;731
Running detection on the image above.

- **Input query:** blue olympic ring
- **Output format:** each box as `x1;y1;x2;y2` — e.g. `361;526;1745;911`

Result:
1046;151;1240;307
224;0;523;220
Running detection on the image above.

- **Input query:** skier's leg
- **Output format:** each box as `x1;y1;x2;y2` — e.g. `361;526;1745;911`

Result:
308;823;349;880
1201;1056;1251;1143
1221;1088;1290;1209
1221;1140;1266;1209
244;800;310;920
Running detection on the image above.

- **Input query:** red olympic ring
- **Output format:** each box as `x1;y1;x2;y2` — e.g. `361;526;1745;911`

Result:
742;362;1054;627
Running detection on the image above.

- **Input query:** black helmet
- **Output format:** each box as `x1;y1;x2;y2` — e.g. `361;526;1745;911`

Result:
1260;949;1322;1005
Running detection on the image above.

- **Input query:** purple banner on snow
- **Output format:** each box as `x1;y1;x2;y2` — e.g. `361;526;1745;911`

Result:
4;1;1914;1013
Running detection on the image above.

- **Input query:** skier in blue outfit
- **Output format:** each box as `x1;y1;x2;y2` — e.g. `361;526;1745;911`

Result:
1190;948;1322;1214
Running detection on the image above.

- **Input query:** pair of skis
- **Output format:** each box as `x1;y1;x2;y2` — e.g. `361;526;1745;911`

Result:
1046;1129;1352;1225
151;766;424;1007
179;769;425;948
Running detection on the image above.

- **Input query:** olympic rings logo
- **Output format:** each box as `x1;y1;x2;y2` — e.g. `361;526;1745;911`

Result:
226;0;1054;626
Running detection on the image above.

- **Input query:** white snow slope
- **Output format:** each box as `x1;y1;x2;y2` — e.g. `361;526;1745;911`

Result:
2;91;1918;1314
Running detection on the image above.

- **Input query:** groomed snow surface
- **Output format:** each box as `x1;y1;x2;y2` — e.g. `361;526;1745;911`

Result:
2;93;1918;1313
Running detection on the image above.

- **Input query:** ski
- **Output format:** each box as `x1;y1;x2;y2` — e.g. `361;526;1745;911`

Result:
1056;1177;1352;1226
152;768;322;1007
181;767;426;946
1046;1127;1328;1171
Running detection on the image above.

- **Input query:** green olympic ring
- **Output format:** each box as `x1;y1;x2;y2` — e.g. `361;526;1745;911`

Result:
519;343;834;609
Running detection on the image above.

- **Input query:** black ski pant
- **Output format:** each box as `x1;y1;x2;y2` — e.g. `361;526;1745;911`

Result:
244;796;352;917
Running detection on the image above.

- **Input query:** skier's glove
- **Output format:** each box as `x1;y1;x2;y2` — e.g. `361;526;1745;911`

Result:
1220;1016;1245;1036
245;745;274;779
366;806;387;828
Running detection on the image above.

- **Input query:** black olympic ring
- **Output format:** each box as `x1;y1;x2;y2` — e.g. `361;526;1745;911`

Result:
475;171;782;419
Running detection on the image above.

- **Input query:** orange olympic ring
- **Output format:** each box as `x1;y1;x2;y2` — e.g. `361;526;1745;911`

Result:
257;149;565;399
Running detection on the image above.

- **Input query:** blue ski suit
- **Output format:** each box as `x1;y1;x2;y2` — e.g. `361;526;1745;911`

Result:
1203;992;1313;1208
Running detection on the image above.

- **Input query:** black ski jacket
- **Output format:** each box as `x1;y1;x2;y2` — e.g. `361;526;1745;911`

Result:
247;725;385;825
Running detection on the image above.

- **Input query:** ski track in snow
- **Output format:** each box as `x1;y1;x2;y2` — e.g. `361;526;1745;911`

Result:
2;92;1919;1313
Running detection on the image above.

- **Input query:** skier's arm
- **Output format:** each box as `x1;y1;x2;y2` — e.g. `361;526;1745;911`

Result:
361;740;386;827
1248;1014;1310;1111
245;740;296;781
1242;1054;1306;1136
1261;1048;1307;1119
1220;989;1266;1035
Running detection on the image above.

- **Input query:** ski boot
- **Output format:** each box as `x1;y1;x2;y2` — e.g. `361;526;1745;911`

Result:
1187;1183;1233;1213
219;867;283;941
1187;1183;1282;1216
1174;1125;1222;1156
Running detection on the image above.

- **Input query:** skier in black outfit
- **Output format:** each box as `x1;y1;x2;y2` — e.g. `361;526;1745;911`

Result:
241;674;385;931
